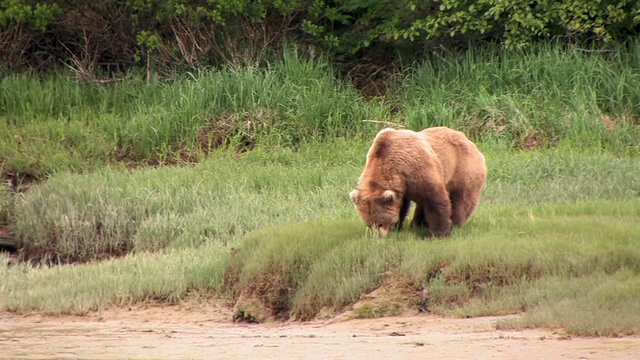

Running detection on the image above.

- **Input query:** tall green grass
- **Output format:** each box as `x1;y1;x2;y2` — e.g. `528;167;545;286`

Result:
3;44;640;180
402;42;640;154
0;49;388;178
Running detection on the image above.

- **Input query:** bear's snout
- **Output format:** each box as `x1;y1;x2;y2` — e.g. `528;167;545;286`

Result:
376;224;393;237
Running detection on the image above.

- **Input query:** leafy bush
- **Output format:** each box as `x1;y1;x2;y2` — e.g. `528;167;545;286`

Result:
2;0;639;70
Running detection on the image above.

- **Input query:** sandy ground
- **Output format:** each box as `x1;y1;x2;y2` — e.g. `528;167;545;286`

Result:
2;304;640;360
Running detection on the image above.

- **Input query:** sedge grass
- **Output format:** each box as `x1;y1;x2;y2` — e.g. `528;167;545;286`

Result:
12;139;367;263
402;42;640;154
1;49;387;177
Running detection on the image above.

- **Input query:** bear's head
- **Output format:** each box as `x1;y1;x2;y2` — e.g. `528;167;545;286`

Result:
349;188;402;237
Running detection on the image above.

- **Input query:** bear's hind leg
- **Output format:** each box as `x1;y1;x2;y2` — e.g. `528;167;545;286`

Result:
450;189;480;227
424;206;452;237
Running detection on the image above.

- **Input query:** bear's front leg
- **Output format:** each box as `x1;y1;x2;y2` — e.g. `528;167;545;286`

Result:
422;193;453;237
412;204;428;228
397;197;411;230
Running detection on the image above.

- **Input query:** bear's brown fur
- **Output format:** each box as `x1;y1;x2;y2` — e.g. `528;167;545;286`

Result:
350;126;487;237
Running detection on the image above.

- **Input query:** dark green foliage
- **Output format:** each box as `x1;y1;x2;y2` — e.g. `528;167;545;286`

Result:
389;0;640;49
2;0;639;70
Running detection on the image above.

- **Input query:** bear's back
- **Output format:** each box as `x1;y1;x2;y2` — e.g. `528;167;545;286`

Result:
370;128;435;159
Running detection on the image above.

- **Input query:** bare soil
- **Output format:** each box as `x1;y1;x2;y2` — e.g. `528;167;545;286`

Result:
2;303;640;360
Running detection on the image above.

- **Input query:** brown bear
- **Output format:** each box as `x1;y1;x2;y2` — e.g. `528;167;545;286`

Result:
350;126;487;237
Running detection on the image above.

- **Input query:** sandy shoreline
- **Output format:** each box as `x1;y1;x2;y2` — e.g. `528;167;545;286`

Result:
2;305;640;360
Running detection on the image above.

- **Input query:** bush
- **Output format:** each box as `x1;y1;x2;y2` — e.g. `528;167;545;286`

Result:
2;0;639;71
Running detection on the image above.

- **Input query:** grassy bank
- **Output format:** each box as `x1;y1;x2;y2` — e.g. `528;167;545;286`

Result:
227;201;640;335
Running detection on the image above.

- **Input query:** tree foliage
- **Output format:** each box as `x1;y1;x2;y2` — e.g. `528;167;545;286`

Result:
1;0;639;71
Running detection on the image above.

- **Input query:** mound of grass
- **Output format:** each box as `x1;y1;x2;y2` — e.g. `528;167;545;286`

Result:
226;200;640;335
225;220;367;322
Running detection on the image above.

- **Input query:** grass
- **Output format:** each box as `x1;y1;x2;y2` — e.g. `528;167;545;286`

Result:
0;49;388;178
3;196;638;336
11;139;365;263
511;271;640;336
10;140;639;263
401;42;640;154
0;183;13;226
482;143;640;204
225;199;640;335
2;142;640;336
3;43;640;179
0;242;229;315
2;43;640;336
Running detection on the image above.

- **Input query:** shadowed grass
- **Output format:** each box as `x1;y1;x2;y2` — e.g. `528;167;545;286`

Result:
0;183;14;225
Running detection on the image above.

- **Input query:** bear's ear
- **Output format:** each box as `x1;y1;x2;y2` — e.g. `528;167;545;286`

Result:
349;189;360;204
381;189;396;203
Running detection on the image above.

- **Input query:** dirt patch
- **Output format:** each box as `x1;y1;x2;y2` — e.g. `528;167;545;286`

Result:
347;276;425;319
2;304;640;360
